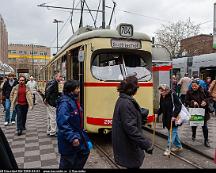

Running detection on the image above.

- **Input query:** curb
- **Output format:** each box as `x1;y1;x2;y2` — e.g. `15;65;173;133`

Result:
143;126;214;160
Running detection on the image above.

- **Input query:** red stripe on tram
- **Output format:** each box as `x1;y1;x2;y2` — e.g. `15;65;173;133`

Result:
152;65;172;72
87;117;113;126
84;82;153;87
87;115;155;126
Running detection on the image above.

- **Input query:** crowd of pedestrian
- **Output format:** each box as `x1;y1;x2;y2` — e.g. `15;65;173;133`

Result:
169;73;216;149
1;71;215;169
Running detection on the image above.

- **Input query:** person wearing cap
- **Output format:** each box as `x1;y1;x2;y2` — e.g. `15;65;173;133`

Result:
185;80;210;147
2;73;18;126
155;84;183;156
177;73;192;104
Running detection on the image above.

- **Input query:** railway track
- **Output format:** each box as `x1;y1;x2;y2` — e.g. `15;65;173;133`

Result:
92;130;215;169
93;142;121;169
143;126;216;169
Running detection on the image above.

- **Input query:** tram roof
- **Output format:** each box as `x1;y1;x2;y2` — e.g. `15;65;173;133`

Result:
55;27;151;58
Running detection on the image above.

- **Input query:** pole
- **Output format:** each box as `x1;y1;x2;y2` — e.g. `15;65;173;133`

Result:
79;0;85;28
32;44;34;76
57;22;59;52
53;19;63;53
102;0;105;29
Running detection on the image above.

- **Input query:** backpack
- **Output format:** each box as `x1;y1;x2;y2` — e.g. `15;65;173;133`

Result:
44;80;56;102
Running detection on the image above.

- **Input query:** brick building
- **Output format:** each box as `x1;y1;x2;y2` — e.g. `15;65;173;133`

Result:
180;34;216;56
8;44;51;78
0;14;8;64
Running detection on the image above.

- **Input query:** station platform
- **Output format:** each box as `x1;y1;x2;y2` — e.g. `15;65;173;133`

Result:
1;93;216;168
147;115;216;160
0;93;111;169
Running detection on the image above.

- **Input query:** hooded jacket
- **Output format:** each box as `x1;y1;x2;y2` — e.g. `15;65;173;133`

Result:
56;93;90;155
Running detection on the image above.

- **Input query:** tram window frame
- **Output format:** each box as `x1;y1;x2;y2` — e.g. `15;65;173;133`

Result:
91;49;152;82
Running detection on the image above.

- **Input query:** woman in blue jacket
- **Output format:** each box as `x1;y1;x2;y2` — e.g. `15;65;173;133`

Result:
56;80;91;169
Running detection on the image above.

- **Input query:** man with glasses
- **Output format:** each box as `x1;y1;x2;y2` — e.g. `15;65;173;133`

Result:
44;70;62;137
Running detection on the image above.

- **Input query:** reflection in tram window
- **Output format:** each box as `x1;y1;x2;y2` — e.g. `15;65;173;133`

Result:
91;52;152;81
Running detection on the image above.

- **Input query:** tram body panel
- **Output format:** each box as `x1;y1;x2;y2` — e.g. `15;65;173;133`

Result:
38;24;154;133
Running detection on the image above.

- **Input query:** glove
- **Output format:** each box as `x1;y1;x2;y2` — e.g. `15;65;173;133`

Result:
146;146;154;154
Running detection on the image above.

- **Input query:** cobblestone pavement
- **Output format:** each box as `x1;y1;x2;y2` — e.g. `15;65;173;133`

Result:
154;115;216;159
0;93;112;169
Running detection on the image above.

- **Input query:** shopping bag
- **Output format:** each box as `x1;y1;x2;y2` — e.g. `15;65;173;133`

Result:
175;104;191;125
188;108;205;126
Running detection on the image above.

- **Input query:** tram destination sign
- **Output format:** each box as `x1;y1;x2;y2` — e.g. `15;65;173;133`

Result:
111;39;141;49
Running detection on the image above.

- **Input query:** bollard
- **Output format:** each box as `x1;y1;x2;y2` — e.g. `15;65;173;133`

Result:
215;149;216;164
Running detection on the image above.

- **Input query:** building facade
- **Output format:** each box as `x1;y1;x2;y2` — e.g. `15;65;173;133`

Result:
8;44;51;78
180;34;216;56
0;14;8;64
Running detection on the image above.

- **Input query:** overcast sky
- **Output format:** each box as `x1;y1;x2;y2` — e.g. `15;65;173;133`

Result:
0;0;215;53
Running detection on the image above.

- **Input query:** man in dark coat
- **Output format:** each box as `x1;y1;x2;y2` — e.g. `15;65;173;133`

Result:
112;76;153;168
2;73;18;125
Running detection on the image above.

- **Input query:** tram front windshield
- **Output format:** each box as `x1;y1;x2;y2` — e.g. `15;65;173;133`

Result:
91;52;152;81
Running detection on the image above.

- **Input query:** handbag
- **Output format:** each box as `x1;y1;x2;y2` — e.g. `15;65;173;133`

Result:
188;107;205;126
140;107;149;125
171;93;191;125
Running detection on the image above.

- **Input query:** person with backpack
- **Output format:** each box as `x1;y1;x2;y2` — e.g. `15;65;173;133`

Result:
44;70;62;137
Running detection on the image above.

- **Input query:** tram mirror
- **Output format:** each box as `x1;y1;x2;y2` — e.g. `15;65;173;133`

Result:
78;48;85;62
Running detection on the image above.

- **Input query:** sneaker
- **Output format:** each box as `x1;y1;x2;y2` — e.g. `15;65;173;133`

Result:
11;121;15;125
163;148;170;156
49;133;57;137
171;147;183;152
204;140;210;147
4;122;8;126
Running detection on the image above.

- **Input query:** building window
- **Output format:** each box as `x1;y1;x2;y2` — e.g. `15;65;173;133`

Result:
9;50;16;54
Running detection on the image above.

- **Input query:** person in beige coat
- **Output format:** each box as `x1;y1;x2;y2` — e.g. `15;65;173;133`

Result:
10;75;33;136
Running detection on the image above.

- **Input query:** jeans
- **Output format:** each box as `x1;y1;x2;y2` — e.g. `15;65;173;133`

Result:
59;151;89;169
5;99;16;123
167;126;182;148
15;104;28;131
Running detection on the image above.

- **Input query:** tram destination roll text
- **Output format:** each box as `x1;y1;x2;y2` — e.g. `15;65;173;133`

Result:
111;39;141;49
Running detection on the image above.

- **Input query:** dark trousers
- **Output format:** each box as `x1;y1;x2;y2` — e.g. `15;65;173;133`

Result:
180;94;186;104
59;151;89;169
15;104;28;131
33;93;36;104
191;120;208;141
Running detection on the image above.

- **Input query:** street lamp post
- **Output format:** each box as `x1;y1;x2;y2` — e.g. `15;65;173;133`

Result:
53;19;63;53
31;44;34;76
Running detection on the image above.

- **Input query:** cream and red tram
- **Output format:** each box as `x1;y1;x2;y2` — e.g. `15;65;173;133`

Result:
38;24;154;133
